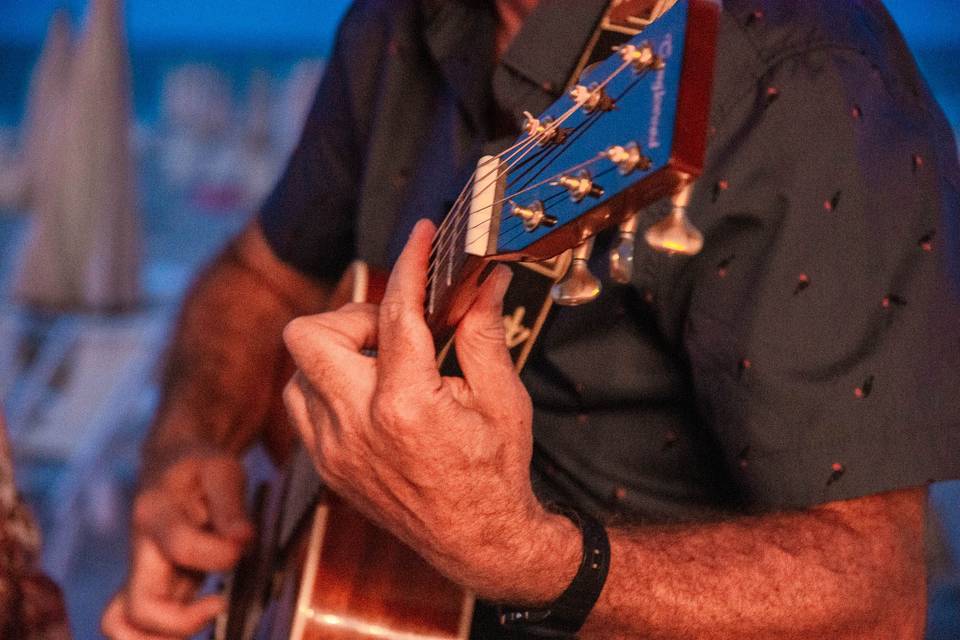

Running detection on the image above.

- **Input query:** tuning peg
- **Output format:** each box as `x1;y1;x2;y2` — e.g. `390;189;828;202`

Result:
552;170;604;203
569;84;615;113
605;142;651;175
609;213;639;283
510;200;557;232
644;184;703;256
521;112;568;146
616;43;665;73
551;237;601;306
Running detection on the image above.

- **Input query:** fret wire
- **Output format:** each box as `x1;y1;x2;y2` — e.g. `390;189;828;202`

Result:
427;106;601;286
428;58;631;263
439;151;611;267
426;135;560;291
428;102;582;259
428;122;564;262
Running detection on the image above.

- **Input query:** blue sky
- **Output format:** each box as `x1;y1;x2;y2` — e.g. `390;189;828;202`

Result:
0;0;956;126
0;0;353;50
0;0;957;51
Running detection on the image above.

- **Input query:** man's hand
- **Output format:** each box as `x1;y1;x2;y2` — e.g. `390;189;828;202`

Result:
282;220;580;603
102;453;253;639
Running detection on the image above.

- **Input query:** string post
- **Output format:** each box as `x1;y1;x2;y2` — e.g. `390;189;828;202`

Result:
510;200;557;232
522;112;569;146
605;142;651;175
616;42;665;73
570;83;615;113
552;171;604;203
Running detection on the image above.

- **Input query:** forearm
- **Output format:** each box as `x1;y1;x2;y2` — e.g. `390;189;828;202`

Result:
502;488;926;639
576;488;926;639
143;223;333;478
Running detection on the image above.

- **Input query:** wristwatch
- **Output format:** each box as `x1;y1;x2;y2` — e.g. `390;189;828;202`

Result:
498;507;610;638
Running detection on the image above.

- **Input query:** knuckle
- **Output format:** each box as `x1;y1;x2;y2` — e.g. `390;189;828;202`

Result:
131;493;157;530
282;378;301;409
282;316;311;350
317;434;342;473
100;596;123;634
165;526;196;566
125;596;155;628
373;392;419;429
379;299;406;326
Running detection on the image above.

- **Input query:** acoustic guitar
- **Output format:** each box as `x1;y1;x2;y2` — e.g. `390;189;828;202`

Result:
215;1;720;637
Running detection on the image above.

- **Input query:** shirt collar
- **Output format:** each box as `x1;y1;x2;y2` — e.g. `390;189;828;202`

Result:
499;0;610;97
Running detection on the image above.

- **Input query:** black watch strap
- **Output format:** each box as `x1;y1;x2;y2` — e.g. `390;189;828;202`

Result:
498;508;610;638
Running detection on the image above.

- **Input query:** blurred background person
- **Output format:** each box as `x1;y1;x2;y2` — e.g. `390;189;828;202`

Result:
0;411;70;639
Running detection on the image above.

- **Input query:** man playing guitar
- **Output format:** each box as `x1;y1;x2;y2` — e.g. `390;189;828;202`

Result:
103;0;960;638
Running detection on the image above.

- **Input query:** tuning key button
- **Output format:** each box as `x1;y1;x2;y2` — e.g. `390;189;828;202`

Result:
569;84;615;113
606;142;652;175
553;171;604;203
644;184;704;256
510;200;557;232
552;237;601;306
521;112;569;146
609;214;639;283
617;43;665;73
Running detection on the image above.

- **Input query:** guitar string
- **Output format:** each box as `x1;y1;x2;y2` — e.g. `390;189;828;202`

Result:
426;136;558;290
427;53;640;268
427;10;673;259
493;83;634;240
496;68;650;238
427;119;590;289
428;88;605;262
426;122;569;285
426;56;639;291
496;164;620;249
426;121;592;298
460;64;651;249
426;79;614;259
428;60;648;278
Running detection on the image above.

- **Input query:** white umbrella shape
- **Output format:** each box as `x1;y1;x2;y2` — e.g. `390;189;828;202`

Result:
13;0;141;312
0;10;71;212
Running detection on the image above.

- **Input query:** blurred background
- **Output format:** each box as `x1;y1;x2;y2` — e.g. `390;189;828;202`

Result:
0;1;957;638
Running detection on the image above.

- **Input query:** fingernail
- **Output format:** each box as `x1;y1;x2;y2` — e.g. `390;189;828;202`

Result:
412;218;434;236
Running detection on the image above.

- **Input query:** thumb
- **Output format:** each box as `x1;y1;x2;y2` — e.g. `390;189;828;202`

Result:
455;265;517;405
200;457;253;542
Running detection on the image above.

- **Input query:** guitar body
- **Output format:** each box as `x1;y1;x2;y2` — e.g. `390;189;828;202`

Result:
220;256;570;640
258;496;474;640
219;1;721;636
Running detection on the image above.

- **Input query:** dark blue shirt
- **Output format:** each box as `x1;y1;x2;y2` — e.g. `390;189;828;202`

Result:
261;0;960;523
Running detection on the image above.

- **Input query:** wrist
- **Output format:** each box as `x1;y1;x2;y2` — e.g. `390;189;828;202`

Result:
516;509;582;604
499;508;611;637
468;505;581;604
139;437;229;487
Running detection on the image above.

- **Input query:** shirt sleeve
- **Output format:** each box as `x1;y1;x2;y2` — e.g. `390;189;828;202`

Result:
258;4;381;283
674;45;960;510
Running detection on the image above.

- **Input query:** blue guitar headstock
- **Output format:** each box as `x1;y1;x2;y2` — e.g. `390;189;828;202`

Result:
426;0;720;336
462;0;720;264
